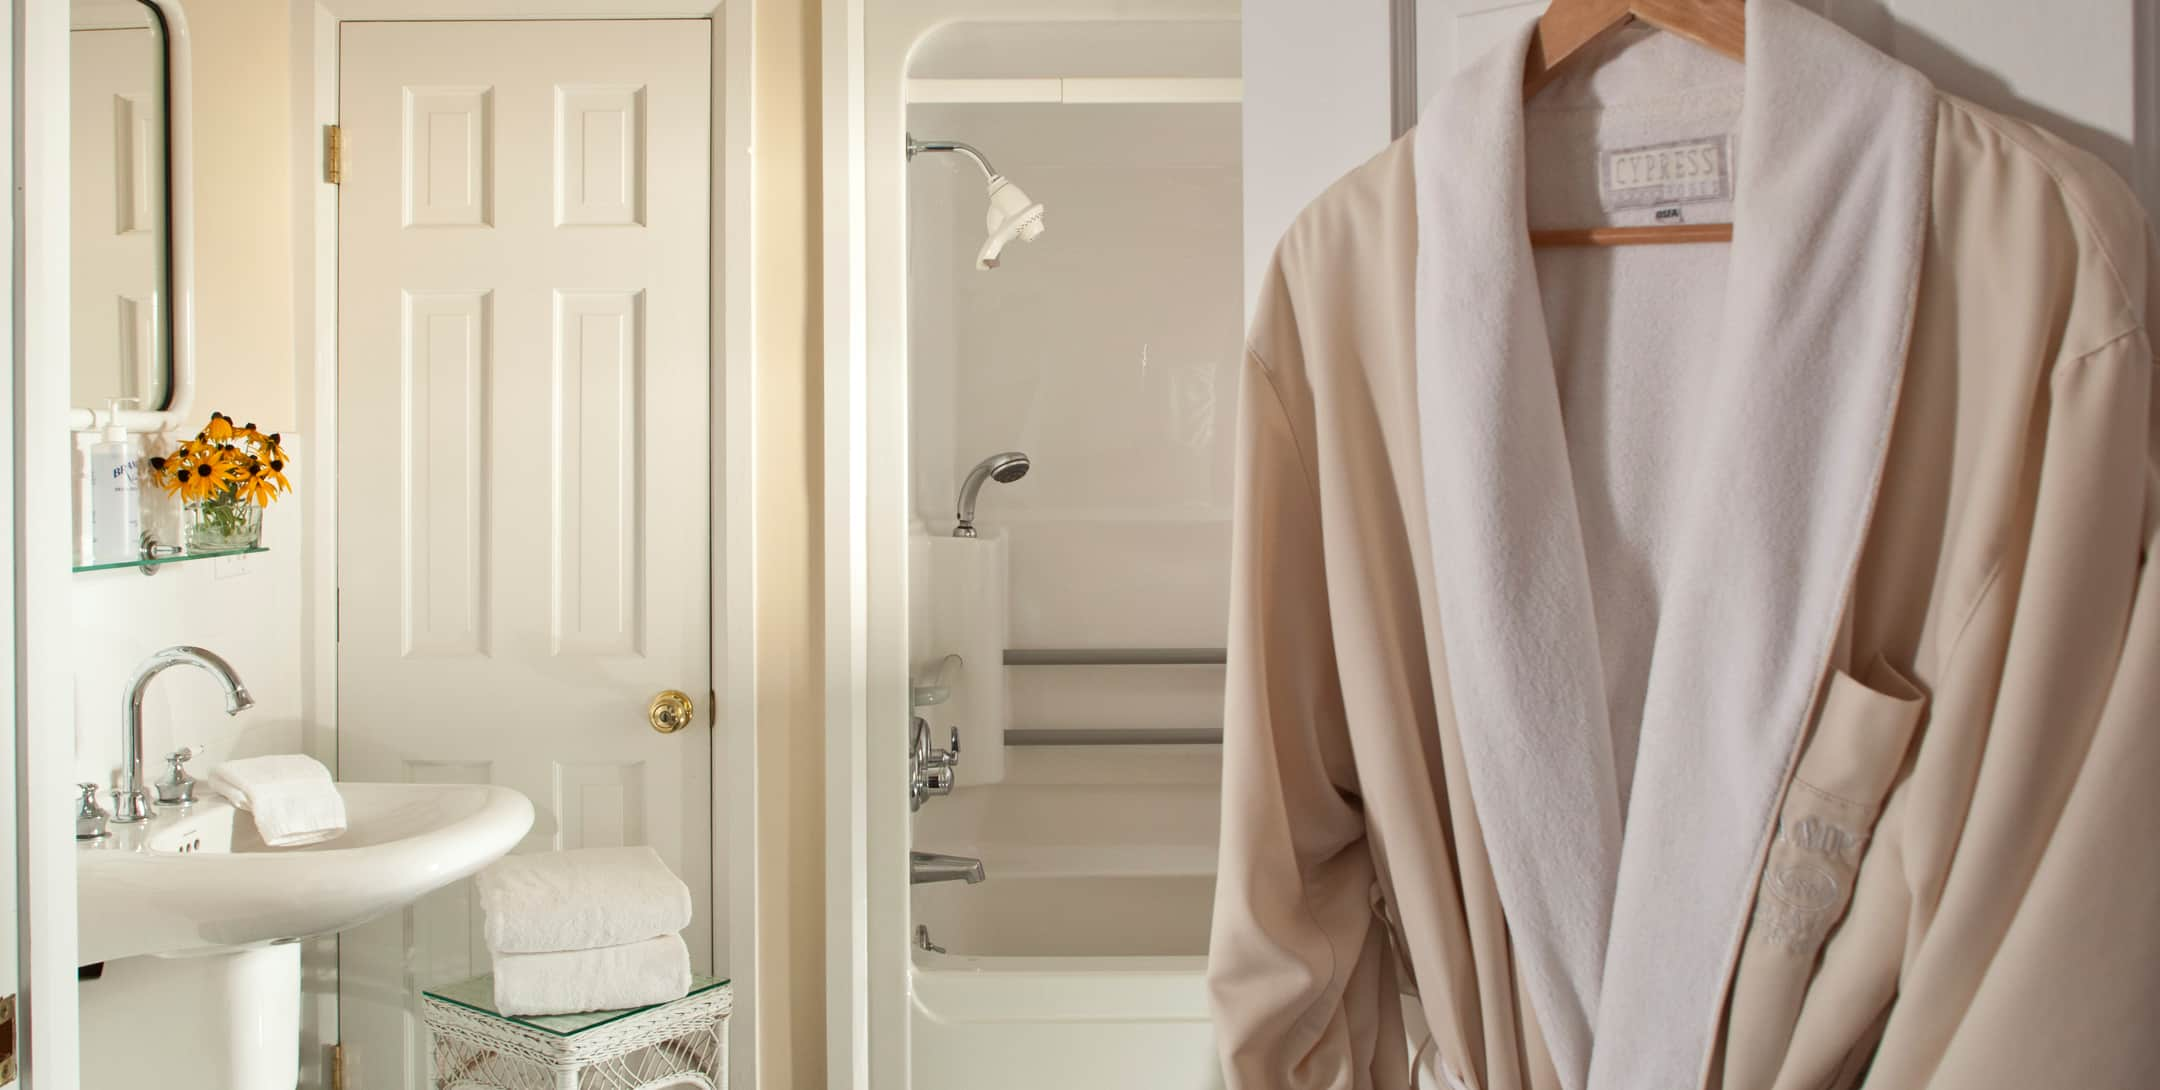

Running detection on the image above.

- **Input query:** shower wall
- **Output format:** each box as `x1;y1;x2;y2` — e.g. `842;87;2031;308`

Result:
907;99;1242;741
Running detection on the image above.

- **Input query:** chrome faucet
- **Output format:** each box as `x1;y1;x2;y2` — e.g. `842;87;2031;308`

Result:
909;716;961;812
113;646;253;824
910;851;986;885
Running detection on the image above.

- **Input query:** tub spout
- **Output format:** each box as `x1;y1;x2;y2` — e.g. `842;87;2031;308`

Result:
911;851;986;885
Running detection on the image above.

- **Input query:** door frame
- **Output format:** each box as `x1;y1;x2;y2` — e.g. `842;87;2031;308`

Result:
296;3;758;1087
19;0;87;1084
816;3;1244;1088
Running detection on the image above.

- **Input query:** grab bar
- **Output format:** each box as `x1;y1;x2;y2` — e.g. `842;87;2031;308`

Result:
1004;728;1224;746
1003;648;1227;667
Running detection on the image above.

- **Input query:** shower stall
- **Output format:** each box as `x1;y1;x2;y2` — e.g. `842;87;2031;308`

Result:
898;13;1242;1089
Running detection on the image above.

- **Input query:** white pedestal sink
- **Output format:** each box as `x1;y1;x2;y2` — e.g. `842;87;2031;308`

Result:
78;782;533;1090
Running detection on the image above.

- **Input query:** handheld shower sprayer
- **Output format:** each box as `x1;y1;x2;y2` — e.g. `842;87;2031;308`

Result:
907;134;1046;270
954;451;1031;538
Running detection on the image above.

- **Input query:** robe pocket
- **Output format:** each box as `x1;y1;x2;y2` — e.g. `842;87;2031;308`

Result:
1753;658;1926;955
1722;662;1925;1089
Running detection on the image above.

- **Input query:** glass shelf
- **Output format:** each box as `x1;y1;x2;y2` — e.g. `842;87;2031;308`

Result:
73;546;267;575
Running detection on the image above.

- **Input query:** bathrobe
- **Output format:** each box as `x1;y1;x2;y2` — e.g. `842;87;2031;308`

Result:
1206;3;2160;1089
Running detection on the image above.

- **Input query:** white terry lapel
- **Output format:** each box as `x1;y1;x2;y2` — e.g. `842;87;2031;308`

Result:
1413;19;1624;1090
1411;3;1935;1089
1589;5;1933;1088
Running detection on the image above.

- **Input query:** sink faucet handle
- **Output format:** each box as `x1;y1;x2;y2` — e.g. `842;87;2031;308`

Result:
76;783;111;841
154;748;201;806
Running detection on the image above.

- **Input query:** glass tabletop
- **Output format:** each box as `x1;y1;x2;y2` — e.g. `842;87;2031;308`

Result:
424;974;730;1038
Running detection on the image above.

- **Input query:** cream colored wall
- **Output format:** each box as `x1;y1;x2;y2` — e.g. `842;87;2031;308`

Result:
185;0;293;430
751;1;827;1087
64;0;305;897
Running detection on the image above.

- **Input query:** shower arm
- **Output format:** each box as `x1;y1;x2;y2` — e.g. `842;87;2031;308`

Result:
906;135;999;179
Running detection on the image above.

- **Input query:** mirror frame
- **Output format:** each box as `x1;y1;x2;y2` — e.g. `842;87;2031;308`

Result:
65;0;193;435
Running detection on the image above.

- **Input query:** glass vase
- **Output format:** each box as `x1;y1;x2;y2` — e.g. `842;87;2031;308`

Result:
185;494;263;553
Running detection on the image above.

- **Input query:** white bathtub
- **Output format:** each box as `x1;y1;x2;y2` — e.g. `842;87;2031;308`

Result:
910;752;1224;1090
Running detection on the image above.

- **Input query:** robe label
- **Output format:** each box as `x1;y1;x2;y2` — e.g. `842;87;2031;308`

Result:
1599;136;1731;210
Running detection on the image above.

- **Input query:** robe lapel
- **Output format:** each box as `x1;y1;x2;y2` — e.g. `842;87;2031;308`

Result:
1588;5;1933;1088
1414;21;1624;1090
1411;3;1934;1089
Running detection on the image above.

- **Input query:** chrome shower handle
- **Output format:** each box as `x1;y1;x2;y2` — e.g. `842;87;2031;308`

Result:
909;718;963;811
925;726;961;769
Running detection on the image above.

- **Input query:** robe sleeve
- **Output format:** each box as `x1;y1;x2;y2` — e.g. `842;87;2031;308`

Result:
1207;339;1402;1089
1872;330;2160;1087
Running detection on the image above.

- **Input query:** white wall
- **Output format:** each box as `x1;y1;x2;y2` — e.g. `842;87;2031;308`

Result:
1240;0;1394;317
62;0;308;822
67;488;306;792
1822;0;2157;212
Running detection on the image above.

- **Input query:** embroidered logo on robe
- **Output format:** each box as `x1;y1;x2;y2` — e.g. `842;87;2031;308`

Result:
1755;814;1869;953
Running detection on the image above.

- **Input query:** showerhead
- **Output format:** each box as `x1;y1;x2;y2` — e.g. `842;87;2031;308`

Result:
988;453;1032;484
954;451;1032;537
905;135;1047;271
977;175;1046;270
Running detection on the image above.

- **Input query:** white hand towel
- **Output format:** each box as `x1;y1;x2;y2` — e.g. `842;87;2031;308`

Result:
206;755;347;848
490;933;692;1017
476;846;693;954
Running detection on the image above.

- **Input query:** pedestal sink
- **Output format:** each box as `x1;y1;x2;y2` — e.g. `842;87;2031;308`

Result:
78;782;533;1089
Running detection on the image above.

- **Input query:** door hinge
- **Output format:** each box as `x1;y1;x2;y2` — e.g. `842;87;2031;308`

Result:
709;688;717;728
323;124;342;185
329;1042;346;1090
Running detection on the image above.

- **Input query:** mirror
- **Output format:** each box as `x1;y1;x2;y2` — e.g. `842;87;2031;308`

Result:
70;0;173;413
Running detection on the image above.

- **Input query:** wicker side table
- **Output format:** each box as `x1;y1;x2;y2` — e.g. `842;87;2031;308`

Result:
420;974;731;1090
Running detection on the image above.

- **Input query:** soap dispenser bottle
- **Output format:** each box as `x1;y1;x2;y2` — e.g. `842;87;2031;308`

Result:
87;397;144;564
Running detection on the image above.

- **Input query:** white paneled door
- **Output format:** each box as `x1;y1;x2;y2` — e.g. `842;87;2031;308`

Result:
336;20;711;1089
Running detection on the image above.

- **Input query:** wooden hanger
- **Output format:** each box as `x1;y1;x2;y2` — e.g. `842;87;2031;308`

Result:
1524;0;1746;248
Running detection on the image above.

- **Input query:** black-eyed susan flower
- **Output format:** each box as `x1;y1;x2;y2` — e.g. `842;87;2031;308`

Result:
148;413;297;513
146;455;178;496
235;463;281;506
259;462;291;497
173;457;228;503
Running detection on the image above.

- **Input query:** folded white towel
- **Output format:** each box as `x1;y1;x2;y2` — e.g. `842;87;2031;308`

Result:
476;846;693;954
490;933;691;1016
206;755;346;848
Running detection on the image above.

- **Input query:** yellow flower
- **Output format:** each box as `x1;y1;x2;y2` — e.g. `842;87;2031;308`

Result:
175;447;239;502
160;413;294;507
146;455;183;496
235;463;281;506
238;426;288;466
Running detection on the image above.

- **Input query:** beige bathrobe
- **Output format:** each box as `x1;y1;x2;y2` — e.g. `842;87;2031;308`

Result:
1206;3;2160;1089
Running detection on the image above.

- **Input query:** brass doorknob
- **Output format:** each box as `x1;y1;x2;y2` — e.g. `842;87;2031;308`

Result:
648;690;696;734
